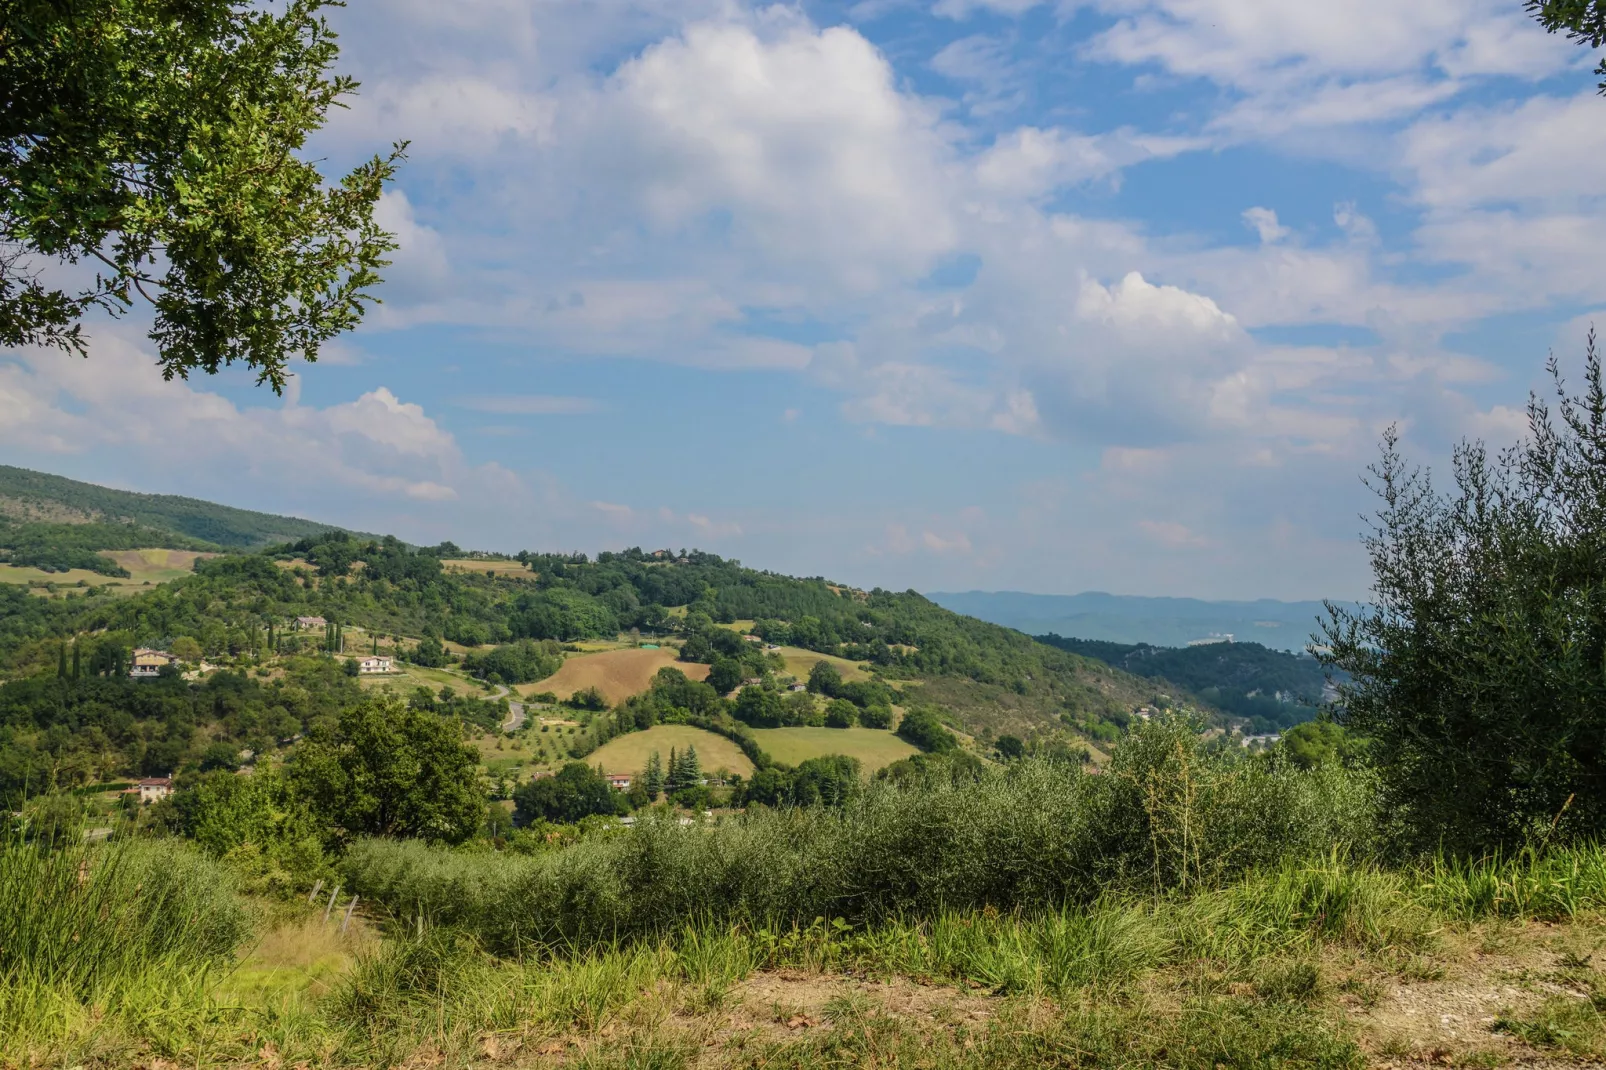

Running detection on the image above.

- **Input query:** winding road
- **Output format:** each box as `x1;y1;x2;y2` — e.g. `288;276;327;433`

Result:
489;683;527;732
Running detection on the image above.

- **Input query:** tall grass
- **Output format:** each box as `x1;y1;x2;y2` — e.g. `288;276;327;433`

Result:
344;718;1380;953
0;831;251;1058
0;833;250;996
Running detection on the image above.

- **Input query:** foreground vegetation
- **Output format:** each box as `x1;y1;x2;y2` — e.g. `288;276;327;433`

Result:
13;802;1606;1069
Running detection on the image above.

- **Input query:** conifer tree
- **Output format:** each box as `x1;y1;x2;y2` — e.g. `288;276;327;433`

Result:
642;751;664;800
57;643;67;679
71;642;80;679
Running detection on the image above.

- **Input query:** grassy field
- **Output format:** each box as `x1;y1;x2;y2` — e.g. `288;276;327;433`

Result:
520;647;710;704
0;547;212;596
441;558;536;580
586;724;756;777
359;663;480;693
776;646;871;685
749;726;919;772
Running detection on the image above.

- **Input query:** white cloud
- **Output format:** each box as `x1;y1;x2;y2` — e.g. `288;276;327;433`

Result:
590;18;959;289
1242;207;1289;244
339;76;555;156
0;332;485;509
974;126;1204;197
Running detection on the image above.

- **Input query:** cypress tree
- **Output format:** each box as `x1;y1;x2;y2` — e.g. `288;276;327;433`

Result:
57;643;67;679
70;641;80;679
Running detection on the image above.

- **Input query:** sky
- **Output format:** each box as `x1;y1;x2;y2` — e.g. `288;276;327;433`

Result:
2;0;1603;601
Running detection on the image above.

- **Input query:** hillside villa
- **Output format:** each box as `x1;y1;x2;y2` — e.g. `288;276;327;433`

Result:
295;615;327;630
128;648;174;678
123;776;173;803
357;655;394;674
606;774;632;790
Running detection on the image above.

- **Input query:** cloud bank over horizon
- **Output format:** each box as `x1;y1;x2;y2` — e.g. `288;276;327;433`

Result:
3;0;1602;602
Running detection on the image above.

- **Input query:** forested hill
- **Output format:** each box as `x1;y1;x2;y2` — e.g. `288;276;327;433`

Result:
0;523;1168;743
0;465;362;547
1036;634;1334;732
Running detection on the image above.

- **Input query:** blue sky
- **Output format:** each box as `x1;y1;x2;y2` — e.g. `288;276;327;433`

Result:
3;0;1603;601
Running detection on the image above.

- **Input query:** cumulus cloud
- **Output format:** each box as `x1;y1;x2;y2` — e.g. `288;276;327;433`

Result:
0;332;496;512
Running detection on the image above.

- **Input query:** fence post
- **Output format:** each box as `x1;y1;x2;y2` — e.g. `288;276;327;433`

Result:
341;895;358;933
324;883;341;923
307;879;324;905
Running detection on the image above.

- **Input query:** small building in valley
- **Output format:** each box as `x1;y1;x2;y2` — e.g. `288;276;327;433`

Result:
606;774;632;791
357;655;394;675
295;615;327;631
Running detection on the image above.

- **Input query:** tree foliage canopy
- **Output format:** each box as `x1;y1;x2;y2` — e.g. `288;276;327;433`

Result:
1321;339;1606;850
287;695;483;844
1;0;401;390
1527;0;1606;89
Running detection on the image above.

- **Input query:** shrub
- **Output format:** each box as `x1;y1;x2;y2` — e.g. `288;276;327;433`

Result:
895;708;955;752
858;703;893;729
824;699;857;728
344;716;1379;955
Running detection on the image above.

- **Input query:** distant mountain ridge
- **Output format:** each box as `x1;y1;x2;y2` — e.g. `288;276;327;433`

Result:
0;465;364;548
926;590;1352;652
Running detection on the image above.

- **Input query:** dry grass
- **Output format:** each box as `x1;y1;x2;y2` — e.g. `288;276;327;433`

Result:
102;548;216;581
748;727;919;773
0;547;211;596
586;724;756;778
520;648;711;705
441;558;537;580
217;911;377;1008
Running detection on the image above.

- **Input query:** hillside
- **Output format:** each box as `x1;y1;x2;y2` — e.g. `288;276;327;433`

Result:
1037;634;1337;732
0;465;366;548
0;481;1184;802
928;589;1350;651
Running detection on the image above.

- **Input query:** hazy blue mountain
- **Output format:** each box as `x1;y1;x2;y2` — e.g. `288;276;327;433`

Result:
925;590;1352;652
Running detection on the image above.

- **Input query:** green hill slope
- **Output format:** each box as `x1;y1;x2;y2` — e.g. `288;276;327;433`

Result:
0;465;358;547
0;494;1177;774
1036;634;1337;731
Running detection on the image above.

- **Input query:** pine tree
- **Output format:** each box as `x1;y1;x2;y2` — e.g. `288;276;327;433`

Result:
642;751;663;800
666;747;678;793
682;745;700;787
